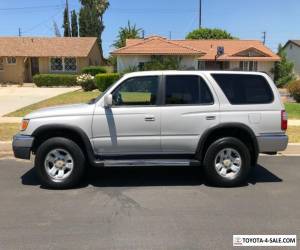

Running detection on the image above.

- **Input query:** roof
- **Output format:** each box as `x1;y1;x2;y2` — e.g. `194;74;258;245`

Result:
283;40;300;49
112;36;280;61
0;37;98;57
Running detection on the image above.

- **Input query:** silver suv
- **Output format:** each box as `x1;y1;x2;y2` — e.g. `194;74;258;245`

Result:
13;71;288;188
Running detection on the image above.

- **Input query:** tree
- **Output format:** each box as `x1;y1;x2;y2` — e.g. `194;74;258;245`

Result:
186;28;234;40
79;0;109;64
53;21;61;37
113;21;142;49
62;0;71;37
71;10;78;37
272;44;296;87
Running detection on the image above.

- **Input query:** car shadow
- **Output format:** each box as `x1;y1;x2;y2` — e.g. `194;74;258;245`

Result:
21;164;282;189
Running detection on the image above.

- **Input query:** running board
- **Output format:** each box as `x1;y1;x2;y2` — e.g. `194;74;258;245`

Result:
94;159;201;167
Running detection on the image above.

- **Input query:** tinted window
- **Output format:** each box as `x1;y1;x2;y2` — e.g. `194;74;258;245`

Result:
165;75;213;105
212;74;274;104
112;76;159;106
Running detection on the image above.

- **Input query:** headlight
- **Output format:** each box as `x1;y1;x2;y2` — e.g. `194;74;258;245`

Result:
20;119;30;131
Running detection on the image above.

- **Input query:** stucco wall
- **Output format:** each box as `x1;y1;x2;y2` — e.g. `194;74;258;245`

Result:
283;43;300;79
87;42;102;65
39;57;89;74
0;57;25;83
117;55;197;72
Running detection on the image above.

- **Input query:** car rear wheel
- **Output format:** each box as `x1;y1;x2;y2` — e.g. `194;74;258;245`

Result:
203;137;251;187
35;137;85;189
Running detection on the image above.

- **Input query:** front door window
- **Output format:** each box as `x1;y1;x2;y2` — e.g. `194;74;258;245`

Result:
112;76;159;106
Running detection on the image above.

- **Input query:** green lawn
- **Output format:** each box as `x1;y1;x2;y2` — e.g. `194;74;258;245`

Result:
285;103;300;119
6;90;100;117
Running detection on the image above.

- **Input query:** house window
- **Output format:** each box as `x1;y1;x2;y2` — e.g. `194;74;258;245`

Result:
138;62;145;71
239;61;258;71
7;57;16;64
0;58;4;70
65;57;77;72
50;57;63;71
50;57;77;72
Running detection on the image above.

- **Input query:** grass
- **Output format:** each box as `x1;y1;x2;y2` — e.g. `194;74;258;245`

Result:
0;123;20;141
285;103;300;119
287;126;300;143
6;90;100;117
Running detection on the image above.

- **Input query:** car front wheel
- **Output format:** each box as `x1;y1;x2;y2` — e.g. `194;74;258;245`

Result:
35;137;86;189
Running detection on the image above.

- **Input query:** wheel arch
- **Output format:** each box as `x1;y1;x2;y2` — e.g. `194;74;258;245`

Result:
32;124;96;165
196;123;259;166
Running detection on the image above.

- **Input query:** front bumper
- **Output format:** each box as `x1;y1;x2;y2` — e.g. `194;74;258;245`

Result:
257;133;288;153
12;134;34;160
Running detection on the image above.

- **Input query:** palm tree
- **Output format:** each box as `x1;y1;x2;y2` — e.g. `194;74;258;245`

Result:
113;21;142;49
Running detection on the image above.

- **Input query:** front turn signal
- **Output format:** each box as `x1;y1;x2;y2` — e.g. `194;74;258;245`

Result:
20;119;30;131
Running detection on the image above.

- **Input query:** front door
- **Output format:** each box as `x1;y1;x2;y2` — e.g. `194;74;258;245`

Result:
92;75;161;155
30;57;39;77
161;74;219;154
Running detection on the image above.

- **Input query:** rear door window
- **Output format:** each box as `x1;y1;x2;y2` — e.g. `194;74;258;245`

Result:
165;75;213;105
211;74;274;104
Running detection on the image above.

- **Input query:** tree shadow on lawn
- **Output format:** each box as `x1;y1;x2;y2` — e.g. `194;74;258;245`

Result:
21;164;282;190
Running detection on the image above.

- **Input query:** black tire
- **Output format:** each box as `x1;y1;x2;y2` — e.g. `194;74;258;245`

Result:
35;137;86;189
203;137;251;187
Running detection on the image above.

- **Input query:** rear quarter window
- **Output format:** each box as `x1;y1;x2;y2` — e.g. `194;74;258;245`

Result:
211;74;274;105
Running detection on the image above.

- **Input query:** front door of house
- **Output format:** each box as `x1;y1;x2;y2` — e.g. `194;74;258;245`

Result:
31;58;39;77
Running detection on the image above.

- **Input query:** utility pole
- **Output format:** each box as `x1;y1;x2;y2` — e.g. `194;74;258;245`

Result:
18;28;22;37
262;31;266;45
169;31;172;40
142;30;145;39
199;0;202;29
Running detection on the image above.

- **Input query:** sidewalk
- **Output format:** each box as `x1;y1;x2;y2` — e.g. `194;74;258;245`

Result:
0;86;80;117
1;141;300;158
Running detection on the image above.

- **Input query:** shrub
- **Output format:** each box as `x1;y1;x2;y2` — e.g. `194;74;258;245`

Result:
81;66;107;76
33;74;78;87
77;74;96;91
95;73;120;91
287;80;300;103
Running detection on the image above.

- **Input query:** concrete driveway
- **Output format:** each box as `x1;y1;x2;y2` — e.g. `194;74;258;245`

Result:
0;86;80;117
0;156;299;249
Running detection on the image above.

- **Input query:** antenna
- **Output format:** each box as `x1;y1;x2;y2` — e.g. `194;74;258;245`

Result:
262;31;266;45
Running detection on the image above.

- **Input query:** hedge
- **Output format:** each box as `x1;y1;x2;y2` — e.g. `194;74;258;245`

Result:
33;74;78;87
95;73;120;91
81;66;107;76
287;80;300;103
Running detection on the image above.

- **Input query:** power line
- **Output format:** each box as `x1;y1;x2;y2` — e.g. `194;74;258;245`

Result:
0;4;63;11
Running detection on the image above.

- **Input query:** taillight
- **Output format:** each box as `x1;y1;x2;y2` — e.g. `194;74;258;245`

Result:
281;110;288;131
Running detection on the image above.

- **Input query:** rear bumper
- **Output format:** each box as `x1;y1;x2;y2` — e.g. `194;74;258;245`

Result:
12;134;34;160
257;134;288;153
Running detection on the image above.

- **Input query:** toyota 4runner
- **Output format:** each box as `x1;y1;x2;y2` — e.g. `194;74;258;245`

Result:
13;71;288;188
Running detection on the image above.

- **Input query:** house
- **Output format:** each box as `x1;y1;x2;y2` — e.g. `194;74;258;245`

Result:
0;37;101;83
283;40;300;79
111;36;280;78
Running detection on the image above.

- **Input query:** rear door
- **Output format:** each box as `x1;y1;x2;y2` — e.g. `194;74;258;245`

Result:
160;73;220;154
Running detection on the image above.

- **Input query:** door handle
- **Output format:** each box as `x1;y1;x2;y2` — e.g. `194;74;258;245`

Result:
206;116;216;120
145;116;155;122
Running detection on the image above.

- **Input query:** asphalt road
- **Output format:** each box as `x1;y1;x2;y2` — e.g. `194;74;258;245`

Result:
0;156;299;250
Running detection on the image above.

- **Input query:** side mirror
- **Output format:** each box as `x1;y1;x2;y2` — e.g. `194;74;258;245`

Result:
104;94;112;108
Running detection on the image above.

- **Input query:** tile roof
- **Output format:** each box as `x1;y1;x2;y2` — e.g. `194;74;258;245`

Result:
112;36;280;61
0;37;98;57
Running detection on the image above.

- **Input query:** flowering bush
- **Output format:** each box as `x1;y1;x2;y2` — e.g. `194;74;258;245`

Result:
77;74;96;91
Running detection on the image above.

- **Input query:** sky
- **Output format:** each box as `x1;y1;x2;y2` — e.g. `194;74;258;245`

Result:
0;0;300;56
